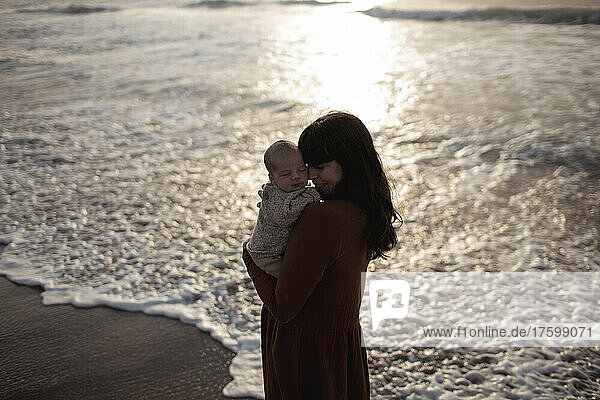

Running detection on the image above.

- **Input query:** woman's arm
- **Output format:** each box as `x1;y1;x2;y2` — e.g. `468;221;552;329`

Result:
242;203;341;323
242;242;277;303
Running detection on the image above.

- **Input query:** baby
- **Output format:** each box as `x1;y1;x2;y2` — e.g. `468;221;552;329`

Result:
247;140;320;278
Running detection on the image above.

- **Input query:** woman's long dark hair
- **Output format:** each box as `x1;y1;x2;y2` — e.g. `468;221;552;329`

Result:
298;111;402;260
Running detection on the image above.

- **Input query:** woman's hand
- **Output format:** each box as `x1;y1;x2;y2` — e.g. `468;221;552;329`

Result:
242;240;279;318
242;240;260;279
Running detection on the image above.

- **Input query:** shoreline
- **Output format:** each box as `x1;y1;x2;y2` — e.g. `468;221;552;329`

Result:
0;273;255;399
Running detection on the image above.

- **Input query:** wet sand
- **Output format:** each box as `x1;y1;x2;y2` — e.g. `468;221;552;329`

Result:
0;274;253;400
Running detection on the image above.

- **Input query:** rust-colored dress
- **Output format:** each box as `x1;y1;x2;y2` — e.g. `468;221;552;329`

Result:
242;200;371;400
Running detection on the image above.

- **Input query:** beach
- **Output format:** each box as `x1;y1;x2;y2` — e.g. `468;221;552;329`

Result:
0;275;253;400
1;0;599;398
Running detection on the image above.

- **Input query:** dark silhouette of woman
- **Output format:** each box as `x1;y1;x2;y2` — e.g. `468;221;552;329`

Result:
243;111;401;399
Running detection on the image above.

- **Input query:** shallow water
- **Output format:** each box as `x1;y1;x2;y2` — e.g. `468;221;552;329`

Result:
1;0;599;398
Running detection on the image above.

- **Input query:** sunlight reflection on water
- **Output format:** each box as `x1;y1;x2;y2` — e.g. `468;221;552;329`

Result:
1;1;599;398
265;6;420;125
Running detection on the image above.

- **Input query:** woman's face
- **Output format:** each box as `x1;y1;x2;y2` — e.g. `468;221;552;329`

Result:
308;160;343;199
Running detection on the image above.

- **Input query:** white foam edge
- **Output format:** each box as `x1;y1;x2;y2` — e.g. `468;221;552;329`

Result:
0;232;264;399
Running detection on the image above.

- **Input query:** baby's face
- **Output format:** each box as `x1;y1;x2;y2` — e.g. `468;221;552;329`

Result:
270;151;309;192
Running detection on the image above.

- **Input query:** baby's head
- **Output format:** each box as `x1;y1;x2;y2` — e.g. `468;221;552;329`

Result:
264;140;308;192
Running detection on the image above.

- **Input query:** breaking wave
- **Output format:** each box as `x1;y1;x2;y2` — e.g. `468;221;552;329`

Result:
183;0;253;8
361;7;600;25
17;4;120;14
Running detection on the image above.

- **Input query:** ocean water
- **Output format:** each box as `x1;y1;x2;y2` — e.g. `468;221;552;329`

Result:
1;0;599;398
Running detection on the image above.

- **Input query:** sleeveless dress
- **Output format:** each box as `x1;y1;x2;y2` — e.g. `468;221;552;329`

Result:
242;200;371;400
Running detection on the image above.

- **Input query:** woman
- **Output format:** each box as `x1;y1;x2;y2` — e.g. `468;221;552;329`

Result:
242;111;401;399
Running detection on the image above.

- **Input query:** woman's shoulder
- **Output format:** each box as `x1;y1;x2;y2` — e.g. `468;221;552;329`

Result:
312;199;363;213
300;200;365;227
